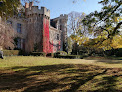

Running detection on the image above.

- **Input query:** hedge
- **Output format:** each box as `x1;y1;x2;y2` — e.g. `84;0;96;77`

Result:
54;51;67;56
54;55;83;59
31;52;46;57
46;53;54;57
105;48;122;57
115;48;122;57
3;50;20;56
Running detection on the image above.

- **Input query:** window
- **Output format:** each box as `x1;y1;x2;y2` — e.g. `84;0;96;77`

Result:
60;25;62;30
57;34;59;40
7;20;12;26
18;13;21;17
17;23;22;33
17;38;21;49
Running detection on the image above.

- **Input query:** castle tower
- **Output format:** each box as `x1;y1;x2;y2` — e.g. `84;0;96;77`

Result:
41;7;51;54
25;2;50;53
59;14;68;51
50;14;68;51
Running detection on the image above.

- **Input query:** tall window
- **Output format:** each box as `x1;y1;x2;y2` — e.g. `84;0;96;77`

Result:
60;25;62;30
17;23;22;33
17;38;21;49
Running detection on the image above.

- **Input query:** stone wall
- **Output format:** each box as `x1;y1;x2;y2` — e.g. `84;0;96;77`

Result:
49;26;61;53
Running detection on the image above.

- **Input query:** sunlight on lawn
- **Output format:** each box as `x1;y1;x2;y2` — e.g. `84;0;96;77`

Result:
0;56;122;92
0;56;122;68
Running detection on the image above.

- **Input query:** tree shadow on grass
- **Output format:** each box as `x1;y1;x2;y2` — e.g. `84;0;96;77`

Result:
94;75;122;92
0;64;122;92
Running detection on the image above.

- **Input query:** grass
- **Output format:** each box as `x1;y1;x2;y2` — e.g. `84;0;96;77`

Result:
0;56;122;92
85;56;122;60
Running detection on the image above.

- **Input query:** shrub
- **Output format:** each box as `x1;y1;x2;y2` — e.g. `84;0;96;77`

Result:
46;53;54;57
17;50;28;56
104;48;122;57
3;50;20;56
54;51;67;56
54;55;83;59
31;52;46;57
115;48;122;57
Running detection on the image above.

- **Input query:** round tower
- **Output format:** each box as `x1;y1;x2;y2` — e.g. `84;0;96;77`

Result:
59;14;68;51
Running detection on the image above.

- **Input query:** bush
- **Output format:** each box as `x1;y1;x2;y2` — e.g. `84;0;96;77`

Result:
46;53;54;57
115;48;122;57
18;50;27;56
104;48;122;57
3;50;20;56
31;52;46;57
54;55;83;59
54;51;67;56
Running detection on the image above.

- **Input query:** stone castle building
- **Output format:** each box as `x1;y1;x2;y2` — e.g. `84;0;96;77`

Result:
4;2;68;53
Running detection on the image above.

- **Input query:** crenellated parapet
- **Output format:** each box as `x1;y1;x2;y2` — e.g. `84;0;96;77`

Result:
25;2;50;19
59;14;68;21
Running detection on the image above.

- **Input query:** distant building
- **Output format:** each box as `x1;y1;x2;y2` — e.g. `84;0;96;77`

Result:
4;2;68;53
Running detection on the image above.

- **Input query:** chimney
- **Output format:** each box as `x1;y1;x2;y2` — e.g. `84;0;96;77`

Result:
25;2;29;17
29;2;33;8
25;2;29;9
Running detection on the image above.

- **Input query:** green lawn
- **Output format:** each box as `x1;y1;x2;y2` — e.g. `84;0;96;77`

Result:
0;56;122;92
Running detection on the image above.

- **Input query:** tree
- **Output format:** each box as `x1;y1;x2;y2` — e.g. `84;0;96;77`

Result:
67;37;72;54
68;11;90;46
81;0;122;47
0;0;39;18
0;20;15;49
70;0;122;50
68;11;85;35
0;0;20;18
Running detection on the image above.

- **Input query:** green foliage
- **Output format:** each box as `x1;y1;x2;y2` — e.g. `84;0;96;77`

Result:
0;0;20;18
83;35;122;52
71;42;79;55
80;0;122;49
0;0;39;18
3;50;20;56
116;48;122;57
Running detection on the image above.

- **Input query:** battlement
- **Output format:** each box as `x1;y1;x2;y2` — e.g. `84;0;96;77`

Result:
25;2;50;18
60;14;68;19
51;14;68;22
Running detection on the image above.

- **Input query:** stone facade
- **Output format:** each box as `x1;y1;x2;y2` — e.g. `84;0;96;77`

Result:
5;2;68;53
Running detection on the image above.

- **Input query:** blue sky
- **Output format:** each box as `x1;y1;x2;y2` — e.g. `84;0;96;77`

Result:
22;0;103;19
